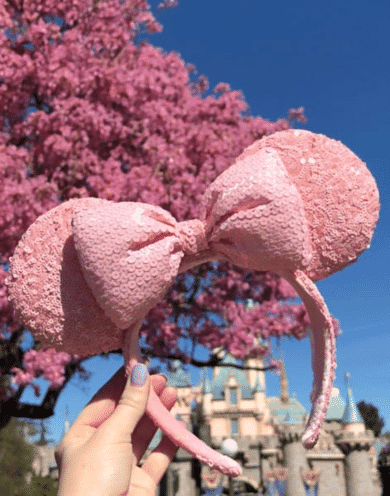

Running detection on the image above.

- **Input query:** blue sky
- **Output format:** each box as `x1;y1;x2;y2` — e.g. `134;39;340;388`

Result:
21;0;390;444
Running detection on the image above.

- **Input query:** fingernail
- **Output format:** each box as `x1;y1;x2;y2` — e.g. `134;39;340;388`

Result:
131;363;148;386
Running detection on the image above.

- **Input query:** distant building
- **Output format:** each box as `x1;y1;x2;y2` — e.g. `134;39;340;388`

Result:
24;357;382;496
23;407;70;482
155;355;382;496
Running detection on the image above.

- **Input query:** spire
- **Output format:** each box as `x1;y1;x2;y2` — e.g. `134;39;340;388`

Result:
60;405;70;442
279;355;289;404
36;419;48;446
342;372;364;424
246;298;256;309
166;360;192;388
202;367;212;394
254;374;264;393
326;387;346;421
283;409;300;425
64;405;70;435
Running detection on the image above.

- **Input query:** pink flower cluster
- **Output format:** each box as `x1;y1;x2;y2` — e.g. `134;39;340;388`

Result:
0;140;59;263
11;348;72;390
267;359;282;373
288;107;307;124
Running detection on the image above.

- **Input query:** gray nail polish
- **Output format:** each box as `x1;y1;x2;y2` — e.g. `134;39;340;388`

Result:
131;363;148;386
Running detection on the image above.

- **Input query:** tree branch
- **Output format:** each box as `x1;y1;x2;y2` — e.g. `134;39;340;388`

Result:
0;360;84;430
140;346;276;371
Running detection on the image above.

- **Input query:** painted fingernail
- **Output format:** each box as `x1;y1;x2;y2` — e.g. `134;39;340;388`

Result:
131;363;148;386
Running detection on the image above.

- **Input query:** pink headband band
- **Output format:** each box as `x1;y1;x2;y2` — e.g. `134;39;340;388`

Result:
7;129;380;476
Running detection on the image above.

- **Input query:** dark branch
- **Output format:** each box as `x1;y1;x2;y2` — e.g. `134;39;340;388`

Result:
140;347;276;372
0;346;274;431
0;359;84;430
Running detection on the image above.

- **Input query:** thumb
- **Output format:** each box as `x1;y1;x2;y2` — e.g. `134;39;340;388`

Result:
101;363;150;444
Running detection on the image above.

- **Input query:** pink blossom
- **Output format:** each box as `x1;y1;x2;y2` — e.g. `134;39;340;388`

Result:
268;359;282;373
288;107;307;124
11;368;35;385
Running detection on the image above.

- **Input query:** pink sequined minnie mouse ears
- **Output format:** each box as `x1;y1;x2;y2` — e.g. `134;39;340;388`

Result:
6;129;380;461
7;130;380;358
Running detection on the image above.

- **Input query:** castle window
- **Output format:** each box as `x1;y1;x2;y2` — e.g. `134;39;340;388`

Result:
231;418;239;435
229;388;237;405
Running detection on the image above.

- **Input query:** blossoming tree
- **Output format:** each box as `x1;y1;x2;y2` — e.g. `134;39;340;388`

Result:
0;0;318;426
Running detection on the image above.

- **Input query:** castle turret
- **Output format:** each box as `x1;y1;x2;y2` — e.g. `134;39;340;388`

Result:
335;373;375;496
278;422;309;496
341;372;365;434
277;375;309;496
326;387;346;421
245;354;266;390
253;374;267;419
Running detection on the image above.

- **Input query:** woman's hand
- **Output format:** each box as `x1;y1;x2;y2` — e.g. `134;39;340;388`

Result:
55;364;180;496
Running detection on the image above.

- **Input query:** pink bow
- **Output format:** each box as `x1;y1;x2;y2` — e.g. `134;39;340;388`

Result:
72;148;312;332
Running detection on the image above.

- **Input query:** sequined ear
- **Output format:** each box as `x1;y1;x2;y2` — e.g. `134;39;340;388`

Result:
7;198;121;356
240;130;380;281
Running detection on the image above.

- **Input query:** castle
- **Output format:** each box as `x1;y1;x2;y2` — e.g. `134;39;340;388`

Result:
26;353;384;496
155;354;382;496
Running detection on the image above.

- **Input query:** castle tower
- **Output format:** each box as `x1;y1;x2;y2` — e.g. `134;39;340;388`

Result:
276;359;309;496
253;374;268;422
245;354;266;391
243;346;269;424
341;373;365;434
335;373;375;496
164;360;197;496
278;420;309;496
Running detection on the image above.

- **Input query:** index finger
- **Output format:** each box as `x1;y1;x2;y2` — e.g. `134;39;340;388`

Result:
73;367;167;429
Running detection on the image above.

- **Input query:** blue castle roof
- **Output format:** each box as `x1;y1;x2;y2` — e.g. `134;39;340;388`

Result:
326;388;346;421
254;375;265;393
342;372;364;424
202;374;212;394
282;409;301;425
166;359;192;388
210;354;254;400
267;395;307;424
